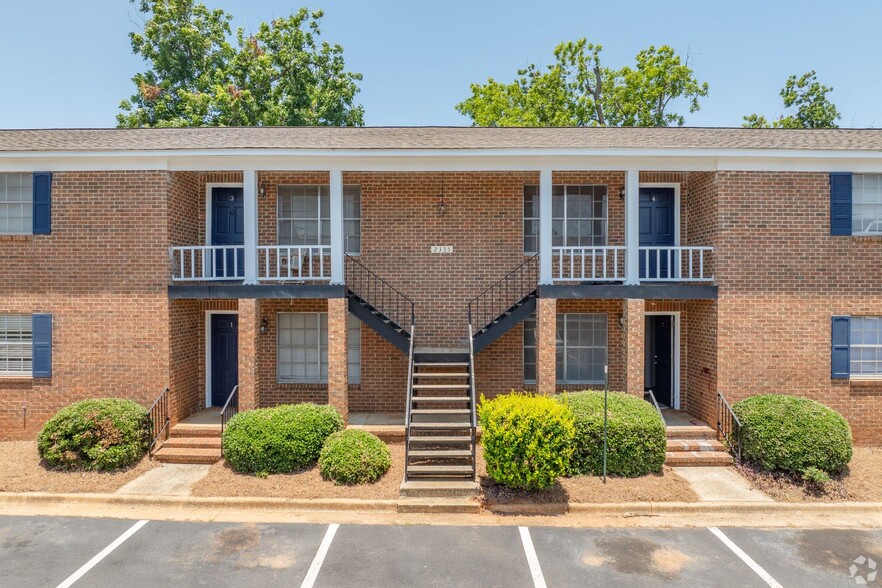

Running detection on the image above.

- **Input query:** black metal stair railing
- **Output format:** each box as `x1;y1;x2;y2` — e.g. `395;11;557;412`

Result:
148;386;170;458
467;253;539;334
219;384;239;456
717;390;742;463
346;254;415;333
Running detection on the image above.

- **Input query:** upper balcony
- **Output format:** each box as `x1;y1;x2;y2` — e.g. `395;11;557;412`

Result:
170;245;333;283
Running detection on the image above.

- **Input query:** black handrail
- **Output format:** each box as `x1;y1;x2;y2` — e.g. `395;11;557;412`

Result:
346;254;416;331
219;384;239;455
148;386;170;457
467;254;539;332
403;324;416;482
646;389;665;422
466;324;478;481
717;391;742;463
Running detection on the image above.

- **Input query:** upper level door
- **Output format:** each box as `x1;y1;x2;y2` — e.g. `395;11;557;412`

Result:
639;187;676;280
211;187;245;278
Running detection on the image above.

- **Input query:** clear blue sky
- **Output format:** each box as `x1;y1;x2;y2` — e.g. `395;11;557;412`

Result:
0;0;879;128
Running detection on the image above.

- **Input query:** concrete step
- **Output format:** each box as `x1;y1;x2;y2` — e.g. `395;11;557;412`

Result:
412;384;471;389
665;425;717;440
666;438;726;452
406;464;474;476
153;447;222;464
414;363;469;368
664;451;733;467
161;437;222;450
408;449;472;459
170;424;221;438
409;422;472;430
397;497;480;514
411;409;470;415
413;373;469;378
411;396;470;403
399;480;479;499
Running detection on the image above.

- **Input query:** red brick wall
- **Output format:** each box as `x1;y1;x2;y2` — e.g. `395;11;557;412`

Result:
715;172;882;444
0;171;171;439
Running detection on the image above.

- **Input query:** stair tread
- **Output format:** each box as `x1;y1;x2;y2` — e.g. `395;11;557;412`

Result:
411;396;470;403
154;447;221;456
410;422;473;429
161;437;222;448
666;439;726;452
411;408;470;415
413;373;469;377
412;384;471;389
408;436;472;443
408;450;472;458
407;465;474;474
415;363;469;367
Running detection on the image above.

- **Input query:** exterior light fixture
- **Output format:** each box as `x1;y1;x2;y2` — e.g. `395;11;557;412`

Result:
618;314;625;329
436;173;447;216
258;183;267;198
260;318;268;334
619;188;625;199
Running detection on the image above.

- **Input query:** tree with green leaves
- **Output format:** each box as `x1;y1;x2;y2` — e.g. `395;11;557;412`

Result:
117;1;364;127
742;70;840;129
456;39;709;127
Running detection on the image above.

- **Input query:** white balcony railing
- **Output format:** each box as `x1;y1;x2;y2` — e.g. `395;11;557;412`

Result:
170;246;245;282
638;246;714;282
553;246;626;282
258;245;332;282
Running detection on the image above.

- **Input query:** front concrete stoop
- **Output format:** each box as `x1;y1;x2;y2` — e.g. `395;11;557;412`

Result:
152;423;222;465
665;425;733;467
398;479;481;513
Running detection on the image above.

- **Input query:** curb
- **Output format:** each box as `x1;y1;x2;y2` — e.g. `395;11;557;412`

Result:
486;500;882;517
0;492;398;512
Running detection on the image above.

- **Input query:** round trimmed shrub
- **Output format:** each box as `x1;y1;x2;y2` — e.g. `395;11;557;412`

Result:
319;429;391;485
37;398;150;471
478;392;575;490
222;403;344;475
734;395;853;475
559;391;666;477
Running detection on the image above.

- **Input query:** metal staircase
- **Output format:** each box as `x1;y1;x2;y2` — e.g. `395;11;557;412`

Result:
468;254;539;353
346;254;414;353
404;333;477;482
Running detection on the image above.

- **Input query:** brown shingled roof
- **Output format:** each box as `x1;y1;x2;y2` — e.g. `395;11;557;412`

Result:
1;126;882;153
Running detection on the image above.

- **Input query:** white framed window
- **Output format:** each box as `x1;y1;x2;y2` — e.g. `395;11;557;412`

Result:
0;174;32;235
0;314;32;376
853;175;882;235
523;312;607;385
277;185;361;254
523;185;608;254
851;317;882;377
277;312;361;384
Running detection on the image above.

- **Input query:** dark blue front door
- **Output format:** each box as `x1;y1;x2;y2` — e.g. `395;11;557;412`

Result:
639;187;676;280
211;187;245;278
210;314;238;407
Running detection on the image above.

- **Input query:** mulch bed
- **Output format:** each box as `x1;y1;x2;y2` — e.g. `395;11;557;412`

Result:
477;448;699;504
739;446;882;502
191;444;404;500
0;441;156;493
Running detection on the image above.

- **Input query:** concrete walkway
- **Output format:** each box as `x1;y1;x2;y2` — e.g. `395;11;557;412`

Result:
116;463;210;496
672;467;774;502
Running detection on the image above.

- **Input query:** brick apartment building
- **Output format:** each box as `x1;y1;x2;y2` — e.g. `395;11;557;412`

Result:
1;127;881;445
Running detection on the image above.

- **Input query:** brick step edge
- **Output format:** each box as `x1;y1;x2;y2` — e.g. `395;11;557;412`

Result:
153;447;222;464
664;451;734;466
666;439;726;452
169;425;221;438
161;437;222;449
665;426;717;440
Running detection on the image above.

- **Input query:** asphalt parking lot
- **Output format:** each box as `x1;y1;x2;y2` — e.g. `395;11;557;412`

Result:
1;515;880;587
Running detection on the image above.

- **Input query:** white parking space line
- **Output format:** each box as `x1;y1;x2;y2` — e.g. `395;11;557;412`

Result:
56;519;149;588
518;526;547;588
708;527;783;588
300;523;340;588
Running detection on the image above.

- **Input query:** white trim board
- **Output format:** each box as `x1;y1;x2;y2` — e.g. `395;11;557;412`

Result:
204;310;238;408
644;311;681;410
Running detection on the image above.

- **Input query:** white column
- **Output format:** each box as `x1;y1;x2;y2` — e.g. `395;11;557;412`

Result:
624;169;640;285
329;169;345;284
243;170;258;285
538;169;553;285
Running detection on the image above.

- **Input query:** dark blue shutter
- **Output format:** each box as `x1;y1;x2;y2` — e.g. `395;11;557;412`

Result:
32;314;52;378
32;172;52;235
831;315;850;379
830;173;852;236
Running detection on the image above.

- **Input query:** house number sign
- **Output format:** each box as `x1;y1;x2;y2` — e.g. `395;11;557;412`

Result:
430;246;453;254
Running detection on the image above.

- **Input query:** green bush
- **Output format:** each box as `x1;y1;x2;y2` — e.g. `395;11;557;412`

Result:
319;429;391;485
558;391;666;477
478;392;575;490
734;395;853;475
222;403;344;475
37;398;150;471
